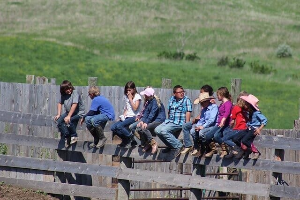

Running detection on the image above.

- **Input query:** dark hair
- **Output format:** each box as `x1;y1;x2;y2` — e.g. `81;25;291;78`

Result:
124;81;137;95
173;85;184;93
60;80;75;95
245;101;255;121
201;85;213;96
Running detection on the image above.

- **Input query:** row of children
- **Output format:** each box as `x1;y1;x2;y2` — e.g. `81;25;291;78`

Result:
54;80;267;160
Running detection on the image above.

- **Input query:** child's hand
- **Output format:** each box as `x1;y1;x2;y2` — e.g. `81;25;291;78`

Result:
80;118;85;125
195;126;203;131
64;116;71;124
127;92;133;100
54;115;60;121
254;128;261;135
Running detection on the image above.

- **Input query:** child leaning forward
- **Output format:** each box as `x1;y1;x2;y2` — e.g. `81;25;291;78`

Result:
233;94;267;160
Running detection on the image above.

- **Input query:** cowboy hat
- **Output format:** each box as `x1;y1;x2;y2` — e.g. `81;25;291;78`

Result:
240;94;259;111
193;92;214;104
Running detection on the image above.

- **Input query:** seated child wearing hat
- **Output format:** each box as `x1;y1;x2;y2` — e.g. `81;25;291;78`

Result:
181;92;218;156
232;94;267;160
135;87;166;154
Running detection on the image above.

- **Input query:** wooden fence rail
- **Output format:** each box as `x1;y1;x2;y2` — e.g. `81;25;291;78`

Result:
0;133;300;199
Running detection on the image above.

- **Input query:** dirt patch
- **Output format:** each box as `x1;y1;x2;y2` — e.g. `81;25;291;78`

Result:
0;184;59;200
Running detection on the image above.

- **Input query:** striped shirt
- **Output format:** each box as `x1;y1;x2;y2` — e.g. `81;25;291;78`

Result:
166;96;192;125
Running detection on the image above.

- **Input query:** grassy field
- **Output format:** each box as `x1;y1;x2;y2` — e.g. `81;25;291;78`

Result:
0;0;299;129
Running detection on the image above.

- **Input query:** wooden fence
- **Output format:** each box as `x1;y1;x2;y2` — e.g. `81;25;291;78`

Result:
0;80;300;200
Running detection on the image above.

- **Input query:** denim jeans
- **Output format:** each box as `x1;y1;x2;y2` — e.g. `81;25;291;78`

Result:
222;127;245;147
85;113;109;129
57;112;80;138
204;125;225;144
129;121;139;133
111;117;136;138
154;122;183;149
182;122;194;147
137;121;162;142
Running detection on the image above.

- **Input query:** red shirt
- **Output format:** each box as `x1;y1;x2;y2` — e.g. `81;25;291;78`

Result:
231;105;248;130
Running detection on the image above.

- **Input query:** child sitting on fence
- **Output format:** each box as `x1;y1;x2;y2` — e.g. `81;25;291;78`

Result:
180;85;217;155
203;87;233;158
111;81;142;148
80;86;115;148
135;87;166;154
221;91;249;158
182;92;218;157
233;94;267;160
54;80;85;148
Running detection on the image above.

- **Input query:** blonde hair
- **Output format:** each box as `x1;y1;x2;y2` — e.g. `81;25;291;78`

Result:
154;95;162;108
88;86;100;96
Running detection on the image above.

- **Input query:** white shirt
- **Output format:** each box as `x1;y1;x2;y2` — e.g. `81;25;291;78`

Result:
124;94;142;118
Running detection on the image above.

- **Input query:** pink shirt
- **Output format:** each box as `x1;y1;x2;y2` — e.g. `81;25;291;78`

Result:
217;100;232;126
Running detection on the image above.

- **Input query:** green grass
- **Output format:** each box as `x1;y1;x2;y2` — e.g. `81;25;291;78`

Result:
0;0;299;129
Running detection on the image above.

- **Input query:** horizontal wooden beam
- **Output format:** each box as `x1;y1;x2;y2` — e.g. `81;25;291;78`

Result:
0;154;270;197
1;133;300;175
1;111;300;149
0;176;116;199
270;185;300;199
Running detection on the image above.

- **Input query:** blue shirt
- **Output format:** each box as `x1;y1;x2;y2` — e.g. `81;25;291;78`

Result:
247;111;267;128
141;98;166;124
166;96;192;126
196;103;218;128
90;95;115;120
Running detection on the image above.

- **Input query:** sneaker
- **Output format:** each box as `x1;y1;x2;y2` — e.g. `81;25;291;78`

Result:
89;143;96;148
191;149;202;157
70;137;78;145
252;152;261;160
175;146;184;157
96;137;107;148
180;147;193;154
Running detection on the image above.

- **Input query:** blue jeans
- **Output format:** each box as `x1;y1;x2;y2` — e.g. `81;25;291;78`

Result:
204;125;225;144
111;117;136;138
129;121;139;133
182;122;194;147
85;114;109;129
154;122;183;149
57;112;80;138
222;127;245;147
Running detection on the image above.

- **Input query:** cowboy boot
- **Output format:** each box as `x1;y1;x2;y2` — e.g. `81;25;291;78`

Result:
96;126;107;148
224;146;235;159
205;142;217;158
219;143;228;158
233;146;244;159
87;126;99;148
150;139;158;154
142;142;151;152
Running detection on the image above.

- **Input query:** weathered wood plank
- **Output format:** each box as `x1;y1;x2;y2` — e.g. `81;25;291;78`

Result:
0;154;271;197
0;176;116;199
1;133;300;175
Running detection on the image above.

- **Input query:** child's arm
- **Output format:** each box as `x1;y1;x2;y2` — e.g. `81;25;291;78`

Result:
64;103;78;124
254;124;265;135
54;103;62;121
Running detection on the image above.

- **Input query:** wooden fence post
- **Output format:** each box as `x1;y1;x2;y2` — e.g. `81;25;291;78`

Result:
26;75;35;84
35;76;48;84
270;147;284;200
162;78;172;89
88;77;98;87
118;157;132;200
190;164;205;200
230;78;242;104
50;78;56;85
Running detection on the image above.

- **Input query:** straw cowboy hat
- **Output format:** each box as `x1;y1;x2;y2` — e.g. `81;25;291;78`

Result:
193;92;214;105
240;94;259;111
